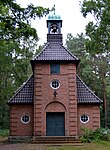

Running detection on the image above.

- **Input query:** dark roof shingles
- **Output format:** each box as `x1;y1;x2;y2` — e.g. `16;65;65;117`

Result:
34;43;78;61
77;76;102;104
8;75;34;104
8;75;102;104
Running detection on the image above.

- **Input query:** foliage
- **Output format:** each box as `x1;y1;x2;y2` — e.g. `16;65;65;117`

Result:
0;0;49;129
66;0;110;127
66;33;102;96
81;0;110;127
81;0;110;54
0;129;9;137
66;32;110;127
80;127;110;143
0;106;9;129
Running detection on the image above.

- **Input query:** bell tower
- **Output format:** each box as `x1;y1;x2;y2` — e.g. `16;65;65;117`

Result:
47;5;62;34
47;10;63;43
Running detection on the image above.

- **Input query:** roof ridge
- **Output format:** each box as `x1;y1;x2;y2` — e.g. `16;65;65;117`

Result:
34;43;49;60
76;75;102;103
8;75;33;104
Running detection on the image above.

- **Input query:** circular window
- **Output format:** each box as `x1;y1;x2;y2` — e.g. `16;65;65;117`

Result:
80;115;89;124
21;115;30;124
50;80;60;89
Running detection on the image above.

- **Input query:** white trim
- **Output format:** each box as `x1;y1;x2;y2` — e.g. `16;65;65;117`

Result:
21;114;30;124
80;114;89;124
50;80;60;89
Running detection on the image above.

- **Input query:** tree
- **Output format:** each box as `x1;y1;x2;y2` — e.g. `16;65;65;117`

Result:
0;0;49;129
81;0;110;54
66;32;110;127
66;33;102;96
81;0;110;127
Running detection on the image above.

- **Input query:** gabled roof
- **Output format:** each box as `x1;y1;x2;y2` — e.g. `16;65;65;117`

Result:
8;75;102;104
77;76;102;104
8;75;34;104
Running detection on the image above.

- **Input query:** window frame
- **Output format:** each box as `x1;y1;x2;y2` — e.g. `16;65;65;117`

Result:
50;64;60;74
50;80;60;89
80;114;89;124
21;114;30;124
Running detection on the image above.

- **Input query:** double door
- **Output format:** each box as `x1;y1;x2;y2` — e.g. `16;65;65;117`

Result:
46;112;65;136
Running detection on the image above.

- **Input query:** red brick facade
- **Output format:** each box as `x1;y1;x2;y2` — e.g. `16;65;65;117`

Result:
10;105;33;136
78;104;100;135
34;63;78;136
9;63;101;137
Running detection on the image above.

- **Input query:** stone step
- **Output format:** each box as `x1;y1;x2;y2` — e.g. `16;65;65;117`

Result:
35;143;83;146
31;141;81;144
31;136;81;144
32;136;79;140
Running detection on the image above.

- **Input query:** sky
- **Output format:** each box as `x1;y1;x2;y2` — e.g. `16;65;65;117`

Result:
16;0;93;45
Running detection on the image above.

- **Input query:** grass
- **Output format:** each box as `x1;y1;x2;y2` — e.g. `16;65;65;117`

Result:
0;129;9;137
47;141;110;150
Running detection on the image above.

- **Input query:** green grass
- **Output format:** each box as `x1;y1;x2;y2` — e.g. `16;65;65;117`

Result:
0;129;9;137
47;141;110;150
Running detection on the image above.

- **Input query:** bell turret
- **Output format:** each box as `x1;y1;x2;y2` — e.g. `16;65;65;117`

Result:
47;14;62;34
47;8;63;43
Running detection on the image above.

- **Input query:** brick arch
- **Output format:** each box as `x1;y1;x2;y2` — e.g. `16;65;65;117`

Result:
45;101;66;112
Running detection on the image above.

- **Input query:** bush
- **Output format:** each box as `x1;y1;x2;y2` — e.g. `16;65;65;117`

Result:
0;105;10;129
0;129;9;137
80;127;110;143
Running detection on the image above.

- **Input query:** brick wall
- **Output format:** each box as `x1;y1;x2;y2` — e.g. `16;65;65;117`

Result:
77;104;100;135
10;63;101;137
68;64;77;136
34;63;78;136
10;104;33;136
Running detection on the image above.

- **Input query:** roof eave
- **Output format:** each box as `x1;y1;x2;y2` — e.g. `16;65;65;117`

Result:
78;101;102;105
30;59;80;71
7;101;33;105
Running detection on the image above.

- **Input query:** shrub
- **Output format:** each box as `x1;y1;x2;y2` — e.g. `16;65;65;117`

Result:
80;127;110;143
0;129;9;137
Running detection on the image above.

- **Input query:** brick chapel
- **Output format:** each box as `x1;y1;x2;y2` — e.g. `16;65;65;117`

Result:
8;14;102;140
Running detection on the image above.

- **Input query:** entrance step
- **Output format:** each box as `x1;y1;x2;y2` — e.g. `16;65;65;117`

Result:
31;136;82;145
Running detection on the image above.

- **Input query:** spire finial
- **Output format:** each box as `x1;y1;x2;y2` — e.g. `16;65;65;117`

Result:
53;4;55;15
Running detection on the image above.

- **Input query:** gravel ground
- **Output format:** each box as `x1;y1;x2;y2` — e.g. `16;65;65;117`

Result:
0;143;49;150
0;138;49;150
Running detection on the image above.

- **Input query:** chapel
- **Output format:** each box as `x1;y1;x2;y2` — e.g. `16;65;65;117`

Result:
8;14;102;142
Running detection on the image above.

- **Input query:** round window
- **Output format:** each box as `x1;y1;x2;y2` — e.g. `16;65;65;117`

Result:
50;80;60;89
80;115;89;123
21;115;30;124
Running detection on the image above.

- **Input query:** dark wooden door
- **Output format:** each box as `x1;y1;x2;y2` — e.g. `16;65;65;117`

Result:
46;112;65;136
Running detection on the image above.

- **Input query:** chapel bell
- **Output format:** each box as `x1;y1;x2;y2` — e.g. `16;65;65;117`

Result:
51;23;58;33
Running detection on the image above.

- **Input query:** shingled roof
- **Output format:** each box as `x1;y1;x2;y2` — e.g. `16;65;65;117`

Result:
35;42;78;61
8;75;102;104
76;76;102;104
30;34;80;69
8;75;34;104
